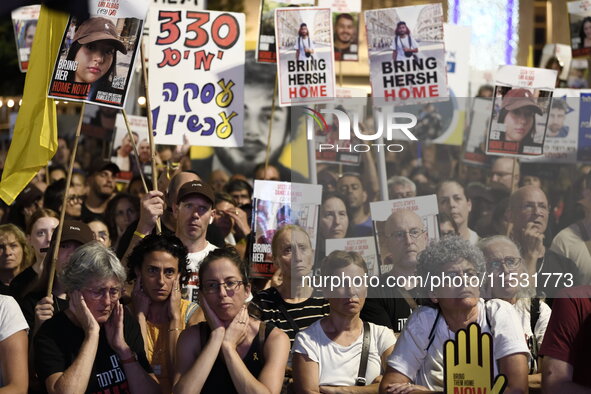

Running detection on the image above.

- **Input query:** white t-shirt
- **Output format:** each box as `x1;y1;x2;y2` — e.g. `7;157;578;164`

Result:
390;35;419;61
184;242;218;303
293;36;315;61
550;223;591;284
0;295;28;387
293;320;396;387
468;228;480;245
387;298;529;391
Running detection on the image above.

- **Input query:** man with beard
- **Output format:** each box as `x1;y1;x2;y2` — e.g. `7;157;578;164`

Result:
507;186;580;299
334;13;357;61
81;162;118;222
547;99;569;138
361;210;428;333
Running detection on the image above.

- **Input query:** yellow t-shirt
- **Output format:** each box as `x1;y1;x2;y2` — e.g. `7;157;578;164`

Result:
145;299;197;393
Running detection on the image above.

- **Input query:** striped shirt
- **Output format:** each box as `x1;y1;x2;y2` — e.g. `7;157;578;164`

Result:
251;287;330;346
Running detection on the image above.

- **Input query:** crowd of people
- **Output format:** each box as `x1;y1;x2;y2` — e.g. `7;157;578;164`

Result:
0;125;589;394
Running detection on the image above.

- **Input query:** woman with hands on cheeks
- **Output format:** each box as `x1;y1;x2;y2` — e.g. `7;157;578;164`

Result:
173;247;290;394
33;242;160;394
127;233;200;393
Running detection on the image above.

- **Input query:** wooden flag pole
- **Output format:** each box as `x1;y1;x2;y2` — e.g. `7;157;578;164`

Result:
505;158;519;237
140;41;161;234
121;109;149;194
47;102;85;297
264;74;279;175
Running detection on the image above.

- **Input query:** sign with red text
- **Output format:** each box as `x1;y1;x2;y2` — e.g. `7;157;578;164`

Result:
148;9;245;146
256;0;313;63
47;0;149;108
326;237;378;276
365;4;448;104
318;0;361;61
251;181;322;278
275;7;336;106
568;0;591;58
486;65;556;158
11;5;40;72
370;195;439;275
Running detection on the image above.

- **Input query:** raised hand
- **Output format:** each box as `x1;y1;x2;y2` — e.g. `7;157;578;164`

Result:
223;306;248;349
444;323;507;394
137;190;165;235
35;296;55;328
105;302;130;355
69;290;100;335
131;277;150;318
167;275;181;323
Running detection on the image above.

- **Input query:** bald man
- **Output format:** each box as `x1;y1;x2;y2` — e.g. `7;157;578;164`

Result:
361;210;428;333
507;186;579;299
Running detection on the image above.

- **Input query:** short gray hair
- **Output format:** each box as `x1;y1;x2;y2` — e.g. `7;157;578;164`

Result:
417;236;486;290
387;176;416;192
60;242;126;293
477;235;521;256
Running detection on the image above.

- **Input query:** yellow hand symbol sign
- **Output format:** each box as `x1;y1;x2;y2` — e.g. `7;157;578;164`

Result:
444;323;507;394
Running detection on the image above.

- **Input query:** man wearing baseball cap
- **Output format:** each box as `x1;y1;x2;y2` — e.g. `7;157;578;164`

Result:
172;181;218;301
499;88;543;147
81;161;119;222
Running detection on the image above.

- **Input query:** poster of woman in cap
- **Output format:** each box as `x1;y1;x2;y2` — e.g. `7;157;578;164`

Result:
47;0;149;108
486;65;557;157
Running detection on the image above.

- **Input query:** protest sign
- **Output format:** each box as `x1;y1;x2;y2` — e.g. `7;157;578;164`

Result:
47;0;149;108
370;195;439;275
326;237;379;277
539;43;572;81
148;9;245;147
251;181;322;278
365;4;448;104
318;0;361;62
256;0;313;63
11;5;40;72
275;7;336;106
444;24;471;98
568;0;591;58
486;65;556;158
463;98;492;166
112;113;150;177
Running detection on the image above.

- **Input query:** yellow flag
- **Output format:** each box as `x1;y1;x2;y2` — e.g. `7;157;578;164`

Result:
0;6;68;205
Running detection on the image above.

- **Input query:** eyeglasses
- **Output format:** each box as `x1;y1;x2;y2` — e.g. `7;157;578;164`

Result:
489;257;522;271
83;286;121;300
387;228;426;240
201;280;243;294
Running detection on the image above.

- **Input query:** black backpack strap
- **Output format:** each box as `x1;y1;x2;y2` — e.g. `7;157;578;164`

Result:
356;321;371;386
425;308;441;352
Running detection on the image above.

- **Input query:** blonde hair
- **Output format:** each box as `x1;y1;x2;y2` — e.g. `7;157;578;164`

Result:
0;224;34;272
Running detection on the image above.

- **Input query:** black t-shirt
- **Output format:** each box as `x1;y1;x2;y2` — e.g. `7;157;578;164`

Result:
19;291;69;335
34;309;152;394
0;281;11;296
80;203;106;224
10;266;37;301
360;275;415;333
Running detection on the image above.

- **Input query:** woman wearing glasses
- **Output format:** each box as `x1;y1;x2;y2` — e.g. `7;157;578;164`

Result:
127;234;200;393
479;236;551;392
174;247;289;394
380;236;529;394
34;242;160;394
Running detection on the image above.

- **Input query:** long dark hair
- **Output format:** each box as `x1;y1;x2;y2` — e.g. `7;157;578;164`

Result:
65;40;117;86
579;16;591;48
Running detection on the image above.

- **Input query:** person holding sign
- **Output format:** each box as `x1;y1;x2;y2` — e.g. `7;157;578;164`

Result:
380;236;529;393
62;17;127;100
391;22;418;62
293;251;396;391
294;23;315;61
498;89;543;153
